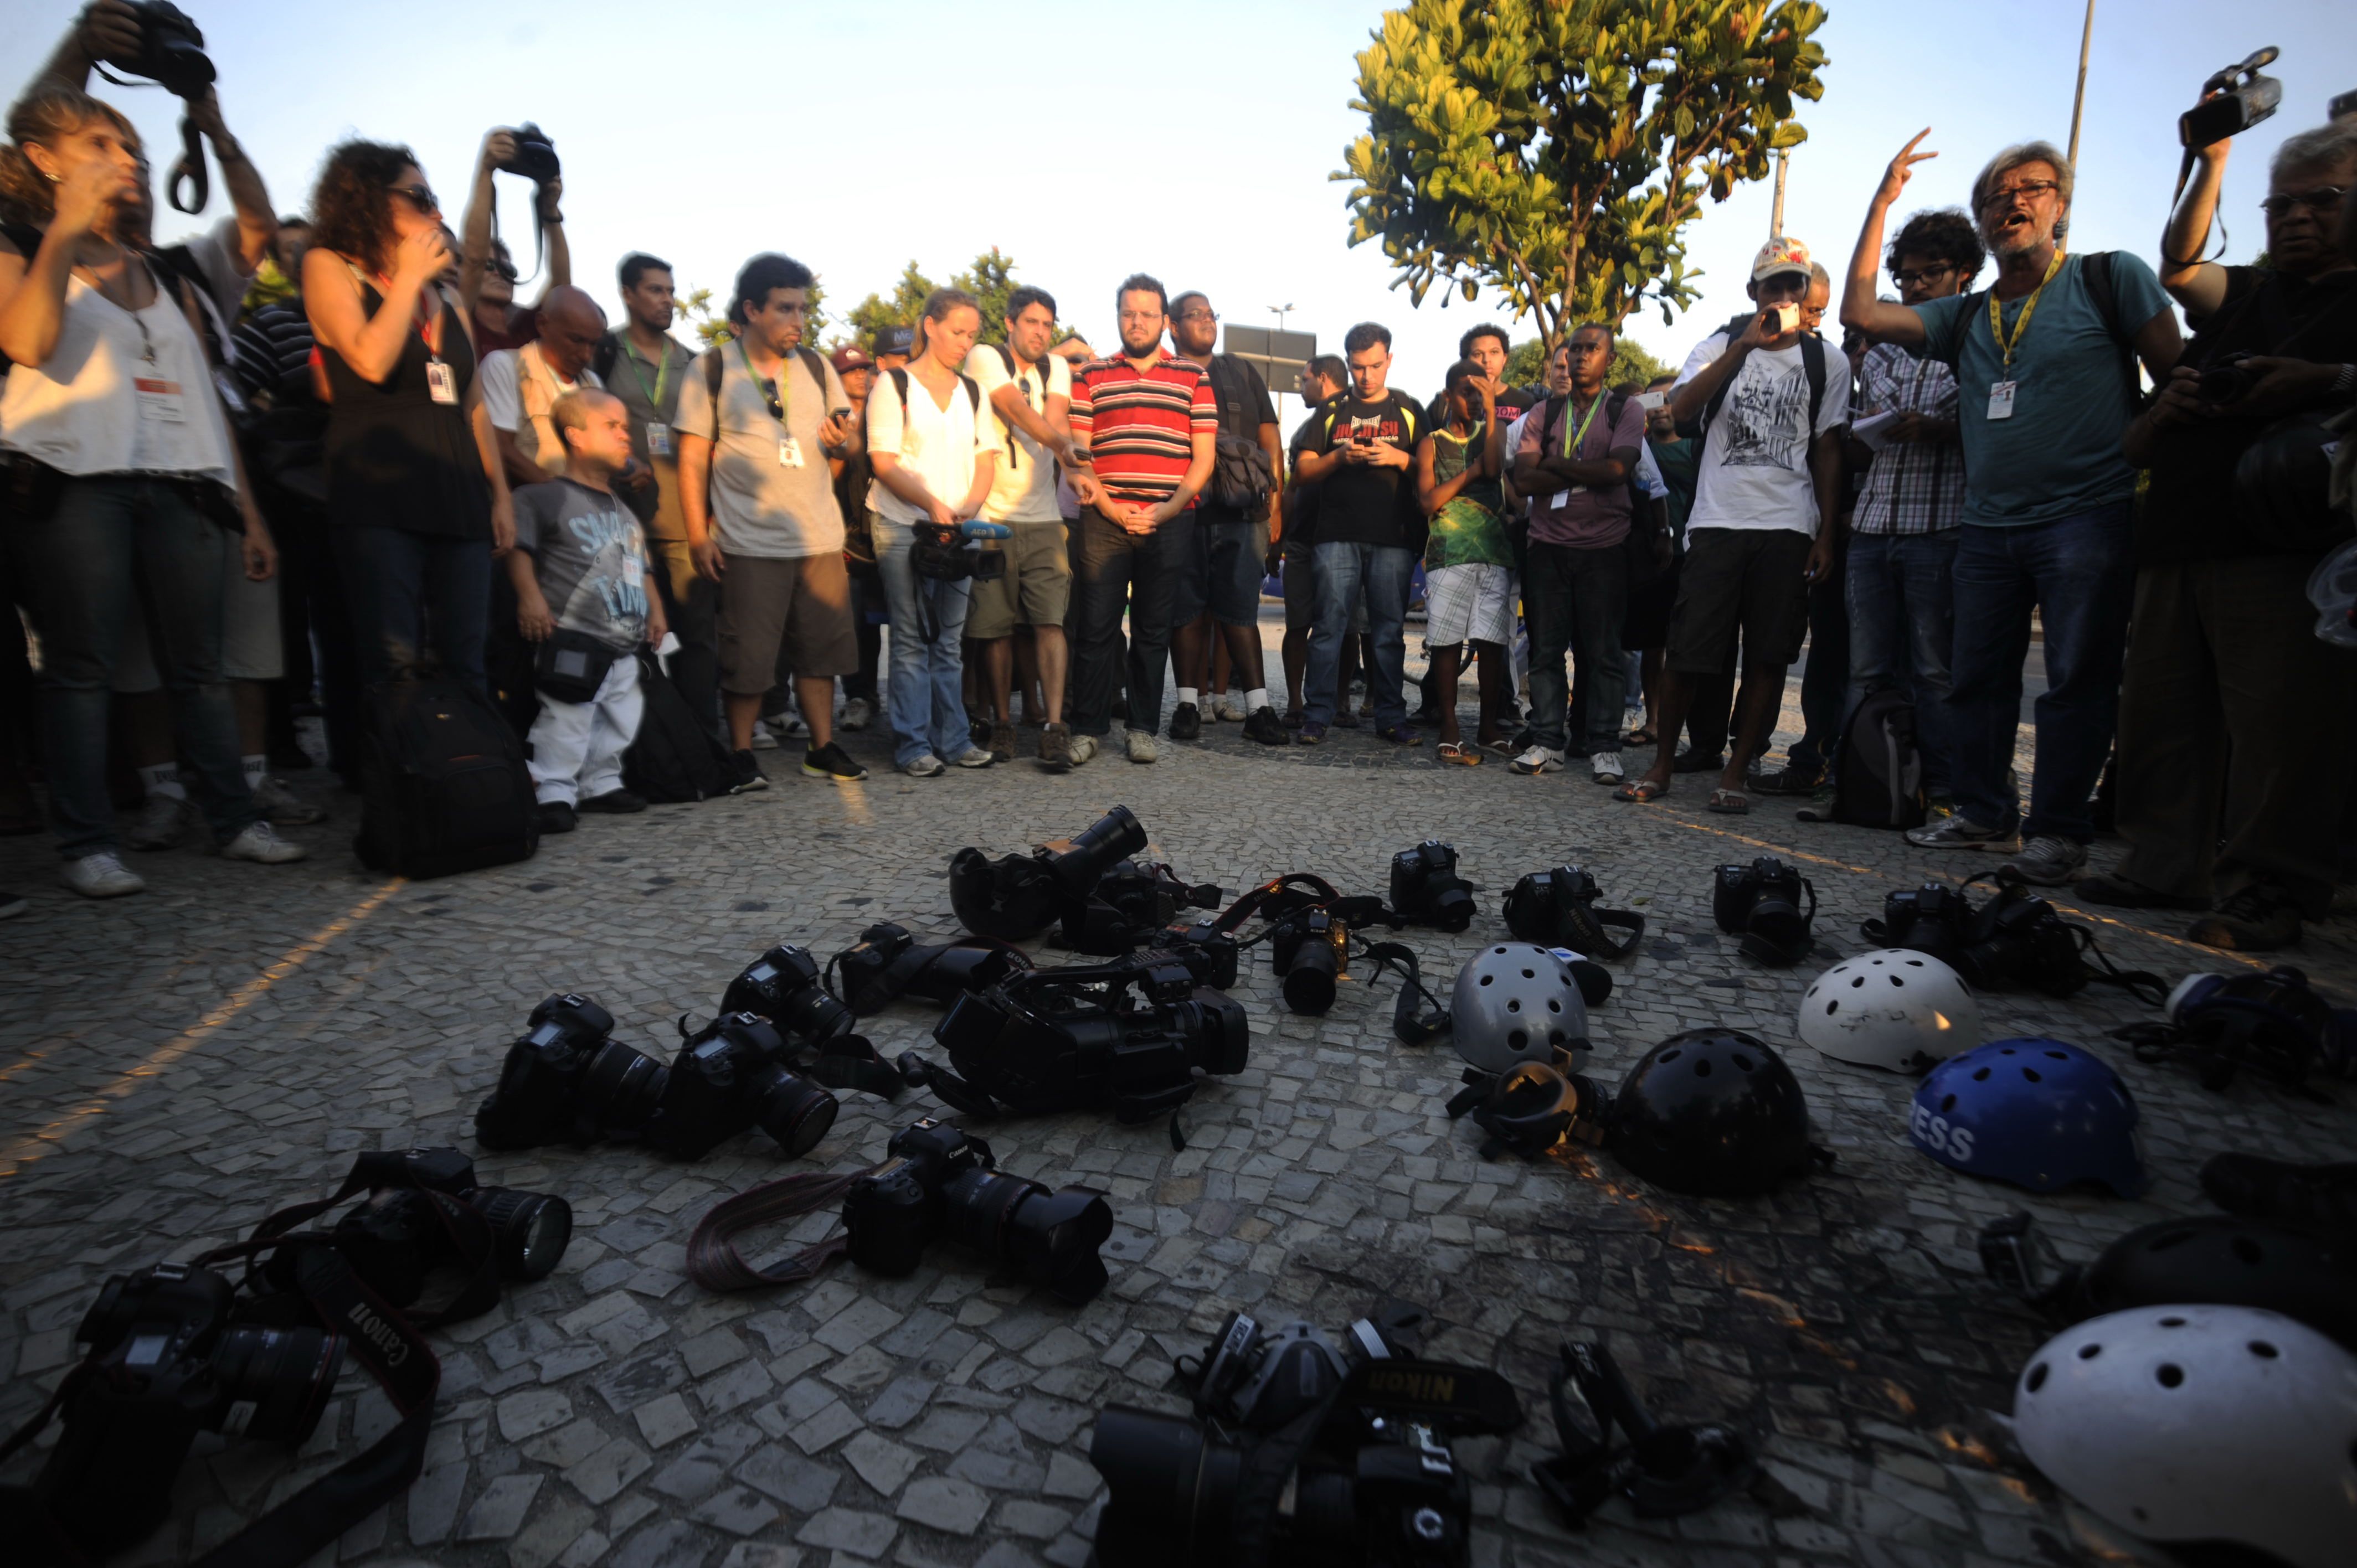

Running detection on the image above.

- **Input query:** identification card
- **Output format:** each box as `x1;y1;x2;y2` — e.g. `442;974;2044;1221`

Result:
1548;491;1569;509
645;421;672;458
425;360;459;405
133;377;187;422
778;436;805;470
1987;379;2017;420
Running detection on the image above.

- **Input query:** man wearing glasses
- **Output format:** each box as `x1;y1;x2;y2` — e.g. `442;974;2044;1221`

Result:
2086;121;2357;950
1838;207;1983;815
1840;134;2180;885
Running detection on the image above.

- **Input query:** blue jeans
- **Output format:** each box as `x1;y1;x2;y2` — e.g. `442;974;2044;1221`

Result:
337;524;492;687
1946;505;2133;840
1845;531;1959;796
874;515;974;767
1305;541;1414;728
17;476;256;858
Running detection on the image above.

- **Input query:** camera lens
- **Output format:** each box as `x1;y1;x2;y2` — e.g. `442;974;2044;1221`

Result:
208;1323;344;1442
471;1188;573;1282
581;1038;668;1132
776;984;855;1044
1090;1406;1244;1565
752;1066;839;1157
1282;932;1340;1015
842;1165;937;1276
1047;806;1149;895
940;1169;1114;1305
1429;883;1475;932
1176;993;1250;1075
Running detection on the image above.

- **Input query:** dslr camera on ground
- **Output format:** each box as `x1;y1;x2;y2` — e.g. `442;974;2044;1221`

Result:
841;1118;1113;1303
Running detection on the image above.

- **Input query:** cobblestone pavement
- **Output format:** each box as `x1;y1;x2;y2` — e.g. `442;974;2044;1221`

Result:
3;674;2351;1568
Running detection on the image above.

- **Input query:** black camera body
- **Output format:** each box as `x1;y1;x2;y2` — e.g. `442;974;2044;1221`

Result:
115;1;215;97
653;1013;838;1159
36;1262;343;1556
1501;864;1645;961
2198;349;2258;405
2180;47;2282;149
1270;908;1347;1015
1712;857;1815;965
1875;882;1974;963
1065;858;1224;955
1390;840;1475;932
930;950;1248;1124
724;943;857;1043
271;1147;573;1309
1958;884;2086;997
839;1118;1113;1303
496;121;562;184
476;993;668;1149
1155;920;1241;989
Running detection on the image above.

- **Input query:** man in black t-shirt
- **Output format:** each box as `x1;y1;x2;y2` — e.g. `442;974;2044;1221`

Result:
1293;323;1424;743
2091;120;2357;951
1282;356;1348;723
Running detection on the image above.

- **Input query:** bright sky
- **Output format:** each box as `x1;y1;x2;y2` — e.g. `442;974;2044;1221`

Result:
7;0;2352;410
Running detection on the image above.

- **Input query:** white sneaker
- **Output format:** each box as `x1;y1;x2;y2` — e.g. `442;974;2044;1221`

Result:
123;792;194;850
902;754;946;778
748;724;780;751
1126;730;1159;764
61;852;145;898
219;821;309;863
1065;734;1098;769
1510;745;1565;776
776;710;810;741
251;775;326;826
2005;834;2088;886
1213;692;1247;723
952;746;994;769
840;698;874;733
1590;751;1626;785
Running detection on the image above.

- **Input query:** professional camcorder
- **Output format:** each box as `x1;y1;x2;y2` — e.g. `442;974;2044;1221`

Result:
830;922;1035;1015
1089;1301;1524;1568
2181;47;2282;150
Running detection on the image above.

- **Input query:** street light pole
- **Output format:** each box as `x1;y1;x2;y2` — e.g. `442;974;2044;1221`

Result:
1268;303;1294;424
2068;0;2097;170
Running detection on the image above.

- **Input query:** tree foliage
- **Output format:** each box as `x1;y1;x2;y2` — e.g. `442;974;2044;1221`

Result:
1503;335;1671;388
1338;0;1829;353
838;248;1028;350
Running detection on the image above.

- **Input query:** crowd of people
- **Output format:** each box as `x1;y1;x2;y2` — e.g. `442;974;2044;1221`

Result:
2;3;2354;957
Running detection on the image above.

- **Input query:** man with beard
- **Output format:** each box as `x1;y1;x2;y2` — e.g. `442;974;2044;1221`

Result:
1841;133;2180;883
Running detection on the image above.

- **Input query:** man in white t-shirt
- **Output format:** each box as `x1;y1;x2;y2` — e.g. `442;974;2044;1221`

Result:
962;286;1078;765
480;285;608;486
1616;236;1850;813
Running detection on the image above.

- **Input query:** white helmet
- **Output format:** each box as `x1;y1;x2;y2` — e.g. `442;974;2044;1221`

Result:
1797;949;1978;1071
2012;1305;2357;1568
1448;943;1590;1075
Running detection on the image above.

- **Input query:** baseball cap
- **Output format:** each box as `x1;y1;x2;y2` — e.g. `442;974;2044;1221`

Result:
872;324;915;357
1751;235;1813;283
830;344;873;374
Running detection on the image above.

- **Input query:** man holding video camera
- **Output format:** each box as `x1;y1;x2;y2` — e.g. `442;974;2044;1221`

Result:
2082;120;2357;949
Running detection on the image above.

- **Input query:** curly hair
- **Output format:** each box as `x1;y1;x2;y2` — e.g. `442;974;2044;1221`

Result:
1886;207;1987;283
308;140;418;271
0;86;139;227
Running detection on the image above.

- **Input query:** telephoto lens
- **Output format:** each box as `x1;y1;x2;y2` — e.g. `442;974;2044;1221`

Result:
1272;910;1345;1014
725;943;857;1043
1042;805;1150;896
1088;1407;1246;1567
580;1034;670;1133
940;1167;1115;1304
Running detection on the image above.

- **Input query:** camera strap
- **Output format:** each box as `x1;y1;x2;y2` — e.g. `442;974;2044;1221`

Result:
1533;1340;1754;1524
685;1169;872;1292
219;1153;503;1329
1356;940;1452;1045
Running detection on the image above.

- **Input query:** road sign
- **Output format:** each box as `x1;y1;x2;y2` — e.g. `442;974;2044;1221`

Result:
1221;324;1316;393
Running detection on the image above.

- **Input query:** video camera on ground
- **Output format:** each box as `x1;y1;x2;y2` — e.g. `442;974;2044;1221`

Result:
949;807;1224;956
829;923;1035;1015
1502;865;1646;961
1089;1301;1524;1568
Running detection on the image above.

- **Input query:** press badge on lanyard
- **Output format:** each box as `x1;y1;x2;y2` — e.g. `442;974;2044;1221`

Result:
1987;380;2017;420
134;377;186;422
1985;249;2062;426
425;359;458;405
645;422;672;458
778;436;805;469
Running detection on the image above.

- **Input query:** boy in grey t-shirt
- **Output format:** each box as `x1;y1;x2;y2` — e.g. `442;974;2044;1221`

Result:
507;389;669;832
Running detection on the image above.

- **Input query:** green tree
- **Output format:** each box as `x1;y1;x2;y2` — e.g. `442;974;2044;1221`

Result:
836;250;1032;350
1501;335;1672;389
1338;0;1829;354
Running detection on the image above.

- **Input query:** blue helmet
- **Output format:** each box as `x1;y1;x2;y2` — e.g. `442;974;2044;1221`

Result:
1910;1039;2147;1197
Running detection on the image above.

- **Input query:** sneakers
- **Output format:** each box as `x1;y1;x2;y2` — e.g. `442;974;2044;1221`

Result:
1168;703;1202;741
1511;745;1565;776
839;697;874;733
986;725;1016;764
1243;706;1291;746
1038;722;1072;770
1375;724;1421;745
2073;872;2209;911
2003;835;2087;885
1589;751;1625;786
2188;883;2303;951
1126;730;1159;764
804;742;869;782
1065;733;1099;769
125;792;194;851
252;776;326;826
726;750;769;793
953;746;995;769
766;710;809;742
62;852;145;898
747;723;779;750
579;788;647;814
1213;692;1247;723
902;754;946;778
1297;720;1328;746
1750;764;1824;796
219;822;309;864
1905;814;2019;850
537;800;578;835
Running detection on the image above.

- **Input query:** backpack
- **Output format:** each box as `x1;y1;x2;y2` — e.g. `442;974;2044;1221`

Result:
1675;315;1827;441
884;365;982;428
355;678;539;879
702;342;832;430
1821;687;1926;830
1204;355;1276;515
621;652;736;802
986;344;1058;473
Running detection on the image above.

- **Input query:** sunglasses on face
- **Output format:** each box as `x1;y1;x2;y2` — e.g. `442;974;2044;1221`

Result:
387;183;440;214
1982;178;2060;210
1889;263;1956;286
2260;185;2345;220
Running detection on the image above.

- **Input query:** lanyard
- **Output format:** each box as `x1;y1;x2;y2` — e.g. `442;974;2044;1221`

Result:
738;337;787;425
1559;390;1606;458
619;336;672;409
1985;248;2066;372
360;266;441;359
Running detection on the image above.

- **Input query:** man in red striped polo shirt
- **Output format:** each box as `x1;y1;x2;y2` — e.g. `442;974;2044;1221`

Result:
1063;274;1218;767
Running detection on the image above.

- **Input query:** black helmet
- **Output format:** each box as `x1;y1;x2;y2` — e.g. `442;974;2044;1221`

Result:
2075;1215;2357;1350
1608;1030;1815;1196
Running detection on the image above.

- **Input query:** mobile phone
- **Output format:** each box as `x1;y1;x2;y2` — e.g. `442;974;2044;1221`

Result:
1769;303;1799;335
830;406;852;422
1638;390;1666;411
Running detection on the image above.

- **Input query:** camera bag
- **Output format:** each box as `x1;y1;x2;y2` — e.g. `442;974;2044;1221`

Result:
356;675;539;879
532;626;619;704
1819;685;1927;829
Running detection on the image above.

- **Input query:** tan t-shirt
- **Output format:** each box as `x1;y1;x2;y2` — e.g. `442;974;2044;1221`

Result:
671;344;848;559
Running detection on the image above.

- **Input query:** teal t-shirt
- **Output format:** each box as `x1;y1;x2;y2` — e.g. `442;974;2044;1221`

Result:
1909;250;2169;528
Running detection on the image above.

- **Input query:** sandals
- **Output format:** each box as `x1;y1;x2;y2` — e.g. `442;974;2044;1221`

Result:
1438;742;1483;767
1614;778;1670;803
1626;725;1658;746
1706;787;1751;814
1479;737;1515;757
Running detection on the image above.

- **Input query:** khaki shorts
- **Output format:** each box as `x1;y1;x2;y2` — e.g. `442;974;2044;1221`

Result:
718;550;857;690
965;519;1072;641
114;529;283;692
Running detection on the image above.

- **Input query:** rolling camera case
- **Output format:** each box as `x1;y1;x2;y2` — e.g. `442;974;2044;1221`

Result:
356;677;539;879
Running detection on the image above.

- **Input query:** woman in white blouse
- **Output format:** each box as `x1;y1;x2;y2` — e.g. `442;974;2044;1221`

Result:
865;287;1001;777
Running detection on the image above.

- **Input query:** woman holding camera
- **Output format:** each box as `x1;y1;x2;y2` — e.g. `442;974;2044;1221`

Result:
303;140;513;689
0;86;305;898
866;287;1001;777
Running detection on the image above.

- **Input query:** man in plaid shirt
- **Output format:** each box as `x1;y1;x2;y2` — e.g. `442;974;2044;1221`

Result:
1846;209;1983;805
